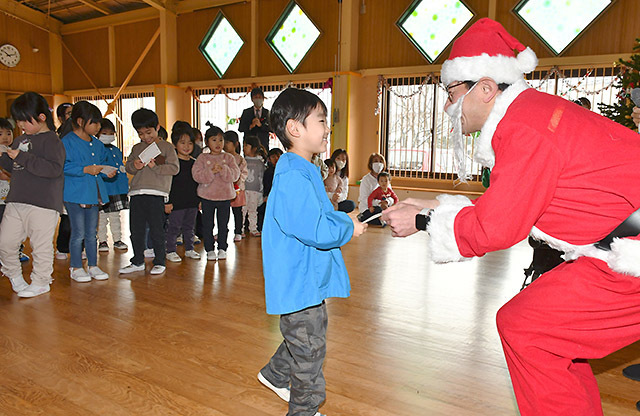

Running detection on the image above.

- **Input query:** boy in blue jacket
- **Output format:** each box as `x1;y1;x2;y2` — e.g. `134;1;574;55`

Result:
258;88;367;416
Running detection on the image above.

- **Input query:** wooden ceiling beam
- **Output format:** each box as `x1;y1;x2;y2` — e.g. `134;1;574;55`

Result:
77;0;111;15
140;0;168;12
0;0;62;34
175;0;246;14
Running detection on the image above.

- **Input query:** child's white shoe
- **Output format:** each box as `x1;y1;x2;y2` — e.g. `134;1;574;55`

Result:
166;252;182;262
119;263;145;274
206;250;217;261
150;265;166;275
217;249;227;260
55;250;67;260
144;248;155;258
234;234;242;242
185;250;201;259
257;372;290;402
88;266;109;280
70;268;91;283
7;275;28;293
17;283;50;298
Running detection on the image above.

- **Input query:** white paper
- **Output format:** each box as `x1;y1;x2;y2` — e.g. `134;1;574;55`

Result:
362;212;383;224
138;142;161;165
100;165;118;175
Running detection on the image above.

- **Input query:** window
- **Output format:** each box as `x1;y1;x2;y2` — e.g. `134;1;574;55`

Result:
380;65;622;181
513;0;614;55
266;1;321;73
199;11;244;78
193;82;332;156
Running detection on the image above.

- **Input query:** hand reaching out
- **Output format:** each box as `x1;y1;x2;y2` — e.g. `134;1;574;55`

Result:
84;165;103;176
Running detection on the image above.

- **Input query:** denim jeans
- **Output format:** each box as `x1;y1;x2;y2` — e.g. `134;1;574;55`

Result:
64;202;99;268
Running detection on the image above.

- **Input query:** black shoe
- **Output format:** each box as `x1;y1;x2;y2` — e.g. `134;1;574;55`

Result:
636;400;640;412
623;364;640;382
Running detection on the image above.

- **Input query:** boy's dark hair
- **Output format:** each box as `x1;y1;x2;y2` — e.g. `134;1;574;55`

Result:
266;148;283;166
131;108;159;130
100;118;115;132
56;102;73;122
204;121;224;139
158;126;168;140
251;87;264;98
324;158;336;169
58;100;103;139
11;92;56;132
0;118;13;132
171;121;195;145
330;148;349;179
244;135;267;159
377;171;391;182
223;130;240;153
270;88;327;150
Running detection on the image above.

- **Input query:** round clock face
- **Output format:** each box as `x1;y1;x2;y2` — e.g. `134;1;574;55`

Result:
0;44;20;68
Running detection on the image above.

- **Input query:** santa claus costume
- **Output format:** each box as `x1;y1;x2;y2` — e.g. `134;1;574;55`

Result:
429;18;640;415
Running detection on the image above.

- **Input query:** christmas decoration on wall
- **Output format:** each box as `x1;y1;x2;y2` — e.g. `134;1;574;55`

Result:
597;38;640;130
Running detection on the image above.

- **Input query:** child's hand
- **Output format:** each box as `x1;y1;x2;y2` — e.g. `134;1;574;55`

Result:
380;201;389;210
350;214;367;240
84;165;103;176
134;159;145;170
331;193;339;203
369;206;375;213
6;148;19;159
165;204;173;214
633;106;640;128
106;169;117;178
147;159;157;168
212;164;222;174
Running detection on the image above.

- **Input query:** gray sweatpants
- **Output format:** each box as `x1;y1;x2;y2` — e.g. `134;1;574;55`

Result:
261;302;328;416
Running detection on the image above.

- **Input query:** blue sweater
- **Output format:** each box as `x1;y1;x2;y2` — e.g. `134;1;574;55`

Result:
102;144;129;196
262;152;354;315
62;132;114;205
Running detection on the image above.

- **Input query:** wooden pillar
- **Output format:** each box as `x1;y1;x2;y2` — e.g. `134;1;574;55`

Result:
108;26;117;87
156;8;180;129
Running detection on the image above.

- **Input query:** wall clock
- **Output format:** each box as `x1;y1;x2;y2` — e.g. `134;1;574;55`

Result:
0;44;21;68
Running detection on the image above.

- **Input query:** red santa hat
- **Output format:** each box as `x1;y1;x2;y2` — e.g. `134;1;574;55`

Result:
441;18;538;86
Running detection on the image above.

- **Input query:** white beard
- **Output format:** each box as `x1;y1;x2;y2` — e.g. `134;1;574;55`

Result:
445;83;476;183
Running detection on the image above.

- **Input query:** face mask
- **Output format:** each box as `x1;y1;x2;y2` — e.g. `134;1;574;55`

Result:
445;82;477;182
336;160;346;170
99;134;115;145
372;162;384;174
252;98;263;108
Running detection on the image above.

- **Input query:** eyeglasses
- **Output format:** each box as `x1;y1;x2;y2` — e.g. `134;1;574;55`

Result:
445;81;470;103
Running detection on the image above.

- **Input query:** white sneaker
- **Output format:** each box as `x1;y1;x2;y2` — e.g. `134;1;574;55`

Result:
176;235;184;245
144;248;155;258
207;250;217;261
150;265;166;275
88;266;109;280
55;250;67;260
192;236;201;245
234;234;242;242
184;250;201;259
166;252;182;262
7;275;28;293
257;372;290;402
119;263;145;274
17;283;50;298
70;268;91;283
217;249;227;260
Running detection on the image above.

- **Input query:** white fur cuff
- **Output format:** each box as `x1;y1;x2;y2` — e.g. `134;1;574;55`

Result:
609;238;640;277
428;194;474;263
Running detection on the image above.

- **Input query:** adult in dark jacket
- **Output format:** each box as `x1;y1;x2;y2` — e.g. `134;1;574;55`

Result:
238;87;271;150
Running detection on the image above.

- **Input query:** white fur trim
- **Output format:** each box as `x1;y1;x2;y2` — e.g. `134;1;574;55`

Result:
428;194;474;263
441;48;538;86
474;79;530;168
530;226;640;277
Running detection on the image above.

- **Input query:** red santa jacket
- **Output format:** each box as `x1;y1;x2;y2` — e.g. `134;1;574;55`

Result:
428;80;640;276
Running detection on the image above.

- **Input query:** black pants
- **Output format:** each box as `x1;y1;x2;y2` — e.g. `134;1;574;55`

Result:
357;206;382;226
202;199;231;252
130;195;166;266
56;214;71;253
232;206;243;235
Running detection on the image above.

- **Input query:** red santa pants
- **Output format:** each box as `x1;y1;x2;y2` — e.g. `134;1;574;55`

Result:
496;256;640;415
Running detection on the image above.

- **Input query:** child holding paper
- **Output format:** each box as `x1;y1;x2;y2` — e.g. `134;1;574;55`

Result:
59;101;117;282
120;108;179;275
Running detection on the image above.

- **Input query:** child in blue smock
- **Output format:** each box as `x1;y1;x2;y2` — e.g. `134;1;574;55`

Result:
257;88;367;416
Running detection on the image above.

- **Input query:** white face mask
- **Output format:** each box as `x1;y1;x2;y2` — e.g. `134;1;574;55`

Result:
99;134;115;145
336;160;346;170
445;82;476;182
252;98;264;108
372;162;384;174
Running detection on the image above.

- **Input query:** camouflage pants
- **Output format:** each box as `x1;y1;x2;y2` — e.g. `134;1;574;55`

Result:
261;302;328;416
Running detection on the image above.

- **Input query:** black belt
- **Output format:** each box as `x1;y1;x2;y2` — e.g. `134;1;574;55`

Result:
595;208;640;251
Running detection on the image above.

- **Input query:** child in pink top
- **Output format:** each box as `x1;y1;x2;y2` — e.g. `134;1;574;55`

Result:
323;158;342;210
192;125;240;261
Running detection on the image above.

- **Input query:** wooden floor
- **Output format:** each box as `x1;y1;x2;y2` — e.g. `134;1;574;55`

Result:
0;216;639;415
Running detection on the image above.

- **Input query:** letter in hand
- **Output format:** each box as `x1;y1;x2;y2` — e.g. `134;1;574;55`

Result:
382;198;439;238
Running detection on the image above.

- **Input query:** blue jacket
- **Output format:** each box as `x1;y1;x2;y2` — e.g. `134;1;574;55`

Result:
62;132;114;205
262;152;354;315
102;144;128;196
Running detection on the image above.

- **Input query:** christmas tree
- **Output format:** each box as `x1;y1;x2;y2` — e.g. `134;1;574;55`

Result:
598;38;640;130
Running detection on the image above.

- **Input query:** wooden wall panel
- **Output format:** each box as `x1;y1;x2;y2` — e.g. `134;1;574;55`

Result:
62;28;109;91
177;3;252;83
115;19;160;86
497;0;640;59
358;0;488;70
0;13;52;94
257;0;339;76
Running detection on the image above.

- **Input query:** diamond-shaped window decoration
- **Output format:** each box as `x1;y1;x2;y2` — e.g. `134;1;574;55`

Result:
397;0;474;63
266;1;321;73
514;0;614;56
199;12;244;78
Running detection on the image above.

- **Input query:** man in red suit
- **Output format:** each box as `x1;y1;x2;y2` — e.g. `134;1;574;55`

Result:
384;18;640;416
